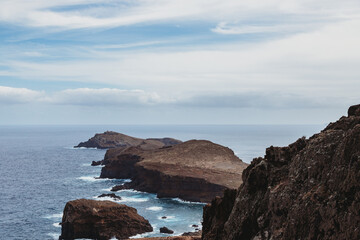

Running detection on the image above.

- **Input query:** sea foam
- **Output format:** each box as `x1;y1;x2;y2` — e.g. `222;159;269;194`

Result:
52;223;61;228
77;176;108;182
120;197;149;203
44;213;63;219
146;206;163;211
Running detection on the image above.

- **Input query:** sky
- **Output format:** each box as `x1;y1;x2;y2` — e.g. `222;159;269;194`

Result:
0;0;360;125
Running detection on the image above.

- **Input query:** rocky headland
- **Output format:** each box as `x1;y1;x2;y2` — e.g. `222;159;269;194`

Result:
59;199;153;240
75;131;182;149
202;104;360;239
100;140;248;202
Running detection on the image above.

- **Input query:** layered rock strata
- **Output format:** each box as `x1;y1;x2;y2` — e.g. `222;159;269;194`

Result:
101;140;248;202
202;104;360;240
59;199;152;240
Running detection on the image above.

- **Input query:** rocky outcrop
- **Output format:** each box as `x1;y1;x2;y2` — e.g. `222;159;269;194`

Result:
75;131;182;149
202;104;360;240
160;227;174;234
59;199;152;240
101;140;248;202
97;193;122;200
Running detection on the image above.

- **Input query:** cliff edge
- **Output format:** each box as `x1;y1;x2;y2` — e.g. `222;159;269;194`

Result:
101;140;248;203
202;104;360;239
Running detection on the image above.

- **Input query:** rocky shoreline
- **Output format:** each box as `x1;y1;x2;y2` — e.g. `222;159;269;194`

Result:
60;104;360;240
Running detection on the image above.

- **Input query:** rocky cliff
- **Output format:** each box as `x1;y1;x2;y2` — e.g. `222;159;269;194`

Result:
101;140;248;202
75;131;182;149
202;104;360;240
59;199;153;240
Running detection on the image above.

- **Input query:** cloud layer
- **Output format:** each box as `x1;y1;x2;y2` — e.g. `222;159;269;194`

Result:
1;0;359;29
1;0;359;124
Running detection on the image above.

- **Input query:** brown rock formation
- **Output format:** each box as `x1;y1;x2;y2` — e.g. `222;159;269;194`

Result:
160;227;174;234
75;131;182;149
101;140;248;202
59;199;153;240
202;104;360;240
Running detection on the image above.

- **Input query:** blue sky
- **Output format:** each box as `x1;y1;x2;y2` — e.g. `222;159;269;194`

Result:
0;0;360;125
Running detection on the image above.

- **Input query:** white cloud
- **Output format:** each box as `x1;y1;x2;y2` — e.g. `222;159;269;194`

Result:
0;86;168;106
50;88;166;106
2;19;360;105
0;86;45;104
0;0;359;29
0;86;353;110
211;22;314;35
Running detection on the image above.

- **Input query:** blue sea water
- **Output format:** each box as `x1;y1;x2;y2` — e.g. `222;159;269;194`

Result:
0;124;324;240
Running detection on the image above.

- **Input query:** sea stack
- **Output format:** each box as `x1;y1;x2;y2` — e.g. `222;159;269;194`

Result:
59;199;153;240
202;104;360;240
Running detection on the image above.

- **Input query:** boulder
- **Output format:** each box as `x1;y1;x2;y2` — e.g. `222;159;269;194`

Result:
59;199;152;240
160;227;174;234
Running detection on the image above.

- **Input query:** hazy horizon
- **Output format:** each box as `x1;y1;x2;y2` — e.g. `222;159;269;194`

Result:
1;0;359;125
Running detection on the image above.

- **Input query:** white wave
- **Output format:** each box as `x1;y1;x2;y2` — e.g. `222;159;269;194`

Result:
146;206;163;211
81;163;91;167
77;176;108;182
44;213;63;219
110;237;119;240
92;196;121;202
102;187;112;191
52;223;61;228
172;198;205;205
120;197;149;203
47;233;60;239
65;146;99;150
129;231;152;239
117;189;143;194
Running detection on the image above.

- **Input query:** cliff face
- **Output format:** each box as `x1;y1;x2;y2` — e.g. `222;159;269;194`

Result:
75;131;182;149
101;140;248;203
202;104;360;240
59;199;152;240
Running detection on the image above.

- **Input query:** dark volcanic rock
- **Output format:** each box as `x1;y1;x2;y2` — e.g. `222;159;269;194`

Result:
75;131;182;149
101;140;248;203
202;104;360;240
59;199;152;240
91;160;103;166
97;193;122;200
160;227;174;234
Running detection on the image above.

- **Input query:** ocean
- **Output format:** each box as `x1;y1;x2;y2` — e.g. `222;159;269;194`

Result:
0;124;324;240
